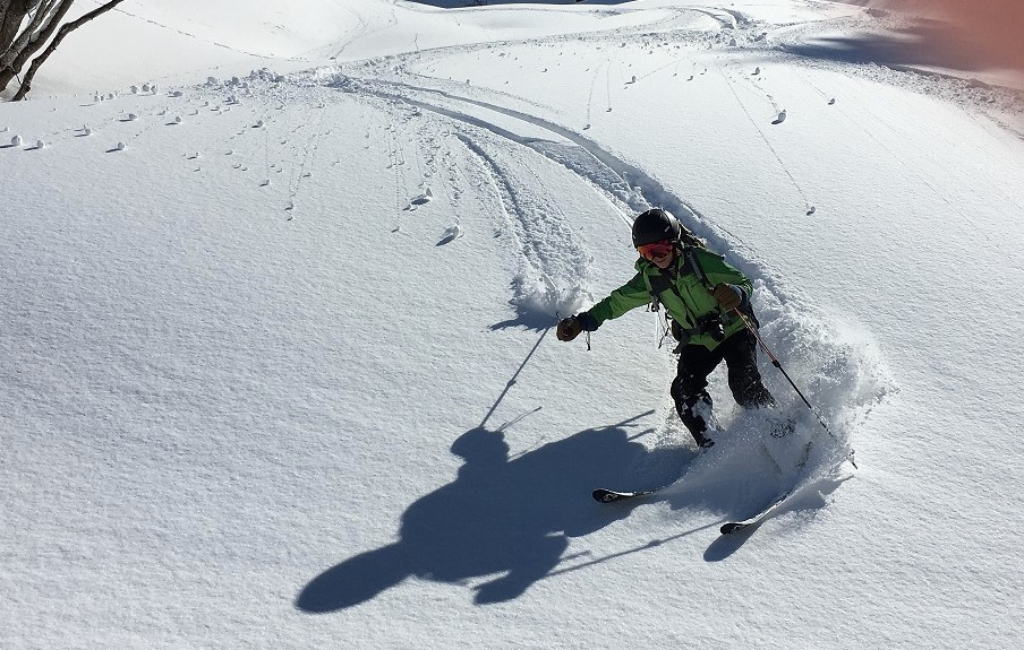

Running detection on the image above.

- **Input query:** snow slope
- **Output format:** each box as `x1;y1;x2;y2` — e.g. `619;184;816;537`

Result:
3;1;1023;647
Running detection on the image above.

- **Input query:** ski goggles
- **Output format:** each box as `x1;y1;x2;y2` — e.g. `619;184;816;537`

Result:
637;240;675;260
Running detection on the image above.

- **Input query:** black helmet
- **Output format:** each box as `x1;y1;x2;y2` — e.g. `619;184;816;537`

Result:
631;208;681;248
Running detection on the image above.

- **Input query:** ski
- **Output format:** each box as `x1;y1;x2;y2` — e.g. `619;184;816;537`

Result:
723;443;856;535
719;489;795;535
595;425;816;508
592;487;662;503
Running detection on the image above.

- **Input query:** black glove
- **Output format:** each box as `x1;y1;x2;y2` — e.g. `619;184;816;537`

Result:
710;283;743;311
557;317;583;342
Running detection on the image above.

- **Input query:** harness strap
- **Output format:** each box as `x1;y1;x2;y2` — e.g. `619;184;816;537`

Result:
642;251;700;330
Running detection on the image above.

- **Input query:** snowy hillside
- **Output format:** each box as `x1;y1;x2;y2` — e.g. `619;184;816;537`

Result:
3;1;1023;647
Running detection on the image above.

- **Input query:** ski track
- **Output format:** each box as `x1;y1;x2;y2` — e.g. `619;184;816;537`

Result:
329;69;780;294
453;133;593;326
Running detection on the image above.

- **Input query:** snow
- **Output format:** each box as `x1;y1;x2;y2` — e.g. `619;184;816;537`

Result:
2;0;1023;647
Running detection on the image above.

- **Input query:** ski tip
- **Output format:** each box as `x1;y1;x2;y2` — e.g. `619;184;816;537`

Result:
720;522;749;535
593;489;624;503
593;486;663;503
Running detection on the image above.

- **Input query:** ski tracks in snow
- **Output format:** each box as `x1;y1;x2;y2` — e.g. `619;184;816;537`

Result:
455;135;593;325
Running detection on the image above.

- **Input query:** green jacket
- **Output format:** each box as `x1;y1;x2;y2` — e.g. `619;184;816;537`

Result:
582;248;752;350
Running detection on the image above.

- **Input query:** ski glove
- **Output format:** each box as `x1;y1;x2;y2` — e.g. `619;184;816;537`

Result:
557;317;583;341
711;283;744;311
557;313;598;341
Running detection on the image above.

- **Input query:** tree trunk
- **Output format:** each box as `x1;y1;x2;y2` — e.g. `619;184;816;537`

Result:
0;0;73;93
3;1;65;69
12;0;125;100
0;0;36;56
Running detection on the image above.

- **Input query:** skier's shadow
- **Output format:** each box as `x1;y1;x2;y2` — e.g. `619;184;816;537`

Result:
296;416;684;611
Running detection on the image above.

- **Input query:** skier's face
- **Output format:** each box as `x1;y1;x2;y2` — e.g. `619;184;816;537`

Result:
638;240;676;269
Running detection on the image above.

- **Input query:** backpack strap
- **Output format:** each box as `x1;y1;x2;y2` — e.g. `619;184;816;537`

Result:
683;246;713;290
685;247;749;325
644;269;675;304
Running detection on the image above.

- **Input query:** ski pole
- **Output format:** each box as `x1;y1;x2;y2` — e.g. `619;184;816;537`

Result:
732;309;857;468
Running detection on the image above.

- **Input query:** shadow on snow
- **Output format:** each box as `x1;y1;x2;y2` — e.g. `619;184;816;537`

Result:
296;417;685;612
782;18;1023;76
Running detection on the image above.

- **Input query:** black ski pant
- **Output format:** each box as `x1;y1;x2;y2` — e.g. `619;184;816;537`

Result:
670;329;775;445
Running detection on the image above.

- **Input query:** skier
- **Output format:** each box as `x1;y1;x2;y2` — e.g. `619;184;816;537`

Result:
556;208;776;449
